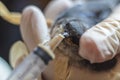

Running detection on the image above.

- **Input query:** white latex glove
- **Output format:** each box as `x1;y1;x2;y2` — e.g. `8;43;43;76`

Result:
44;0;85;21
44;0;74;21
20;6;50;52
79;4;120;63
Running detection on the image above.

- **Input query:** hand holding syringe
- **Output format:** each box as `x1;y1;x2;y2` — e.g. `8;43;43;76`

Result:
7;5;65;80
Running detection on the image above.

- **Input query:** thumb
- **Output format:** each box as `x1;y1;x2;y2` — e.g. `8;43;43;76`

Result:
79;27;114;63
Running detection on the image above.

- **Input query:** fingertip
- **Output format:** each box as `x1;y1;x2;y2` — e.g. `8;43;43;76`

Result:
79;33;106;63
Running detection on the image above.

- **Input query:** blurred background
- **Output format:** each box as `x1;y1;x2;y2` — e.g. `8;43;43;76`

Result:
0;0;50;63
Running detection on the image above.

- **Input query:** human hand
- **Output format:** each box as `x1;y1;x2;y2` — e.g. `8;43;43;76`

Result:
79;5;120;63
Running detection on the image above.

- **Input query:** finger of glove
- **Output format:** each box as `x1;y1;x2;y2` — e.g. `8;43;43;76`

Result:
79;18;120;63
44;0;73;20
20;6;50;52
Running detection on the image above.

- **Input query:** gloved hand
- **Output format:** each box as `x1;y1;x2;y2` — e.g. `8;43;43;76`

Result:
79;4;120;63
44;0;85;21
20;6;50;52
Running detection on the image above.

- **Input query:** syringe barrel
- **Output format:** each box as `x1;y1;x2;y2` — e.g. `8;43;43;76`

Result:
7;46;53;80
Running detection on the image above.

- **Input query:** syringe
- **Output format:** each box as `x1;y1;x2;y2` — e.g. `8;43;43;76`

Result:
7;34;64;80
